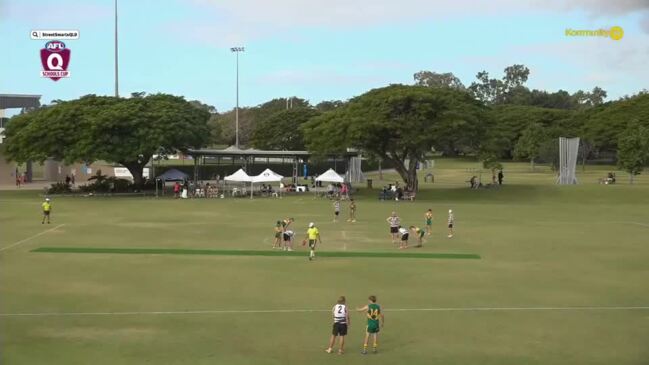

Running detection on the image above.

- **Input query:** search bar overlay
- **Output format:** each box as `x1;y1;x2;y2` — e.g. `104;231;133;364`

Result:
31;30;79;40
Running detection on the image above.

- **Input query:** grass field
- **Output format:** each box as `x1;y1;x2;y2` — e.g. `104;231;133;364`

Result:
1;160;648;364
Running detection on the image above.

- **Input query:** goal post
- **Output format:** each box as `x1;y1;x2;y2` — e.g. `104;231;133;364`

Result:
557;137;580;185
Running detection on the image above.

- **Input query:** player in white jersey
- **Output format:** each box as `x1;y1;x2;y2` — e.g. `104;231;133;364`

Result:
447;209;455;238
333;199;341;222
398;227;409;249
326;296;350;354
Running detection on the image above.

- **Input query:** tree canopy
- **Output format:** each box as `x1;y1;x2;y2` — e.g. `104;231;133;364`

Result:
4;93;211;186
617;122;649;183
251;108;321;150
303;85;486;191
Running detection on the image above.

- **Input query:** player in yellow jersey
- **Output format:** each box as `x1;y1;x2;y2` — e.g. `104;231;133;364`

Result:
41;198;52;224
303;222;321;261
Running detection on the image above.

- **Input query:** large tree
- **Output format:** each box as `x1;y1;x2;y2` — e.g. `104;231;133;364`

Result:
251;108;321;150
514;123;547;170
4;93;211;187
303;85;486;191
617;122;649;184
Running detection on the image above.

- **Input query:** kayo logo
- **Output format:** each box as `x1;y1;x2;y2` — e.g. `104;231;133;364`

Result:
40;40;71;81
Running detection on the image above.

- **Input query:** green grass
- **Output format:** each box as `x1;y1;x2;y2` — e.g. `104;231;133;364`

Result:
31;247;481;259
1;159;648;364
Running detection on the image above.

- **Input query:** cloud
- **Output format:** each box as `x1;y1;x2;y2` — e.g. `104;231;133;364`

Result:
175;0;649;45
641;13;649;33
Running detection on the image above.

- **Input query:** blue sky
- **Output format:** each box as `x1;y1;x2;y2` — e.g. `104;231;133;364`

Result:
1;0;648;114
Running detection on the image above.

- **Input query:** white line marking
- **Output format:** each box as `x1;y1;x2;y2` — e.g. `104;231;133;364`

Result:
1;306;648;317
0;224;65;253
626;222;649;228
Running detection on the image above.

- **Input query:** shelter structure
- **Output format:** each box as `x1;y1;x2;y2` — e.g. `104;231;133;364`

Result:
185;147;359;184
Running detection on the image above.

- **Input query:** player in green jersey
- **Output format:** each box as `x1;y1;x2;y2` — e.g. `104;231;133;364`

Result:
357;295;384;354
409;225;425;247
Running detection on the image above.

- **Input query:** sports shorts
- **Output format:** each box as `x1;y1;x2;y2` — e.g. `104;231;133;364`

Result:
332;322;348;336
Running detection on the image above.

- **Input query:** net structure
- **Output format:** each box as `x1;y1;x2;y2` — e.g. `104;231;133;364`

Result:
557;137;580;185
345;154;364;183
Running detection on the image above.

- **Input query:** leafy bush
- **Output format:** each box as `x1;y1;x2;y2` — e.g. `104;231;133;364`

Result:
78;171;134;193
47;182;72;194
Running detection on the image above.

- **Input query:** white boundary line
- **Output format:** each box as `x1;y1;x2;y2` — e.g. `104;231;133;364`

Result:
0;224;65;253
1;306;648;317
626;221;649;228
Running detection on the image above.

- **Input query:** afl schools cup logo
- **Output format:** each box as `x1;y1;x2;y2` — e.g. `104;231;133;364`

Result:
40;40;71;81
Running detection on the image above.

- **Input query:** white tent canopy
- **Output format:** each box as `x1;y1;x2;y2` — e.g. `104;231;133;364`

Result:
315;168;344;183
224;168;251;182
252;168;283;183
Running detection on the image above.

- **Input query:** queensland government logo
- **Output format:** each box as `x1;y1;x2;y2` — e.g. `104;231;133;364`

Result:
565;26;624;41
40;40;71;81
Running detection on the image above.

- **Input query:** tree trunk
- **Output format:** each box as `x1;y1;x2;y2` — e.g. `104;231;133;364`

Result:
121;161;146;189
385;154;419;191
530;158;535;171
407;156;419;192
629;173;634;184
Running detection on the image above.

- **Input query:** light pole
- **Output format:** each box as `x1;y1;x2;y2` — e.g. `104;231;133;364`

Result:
114;0;119;97
230;47;244;149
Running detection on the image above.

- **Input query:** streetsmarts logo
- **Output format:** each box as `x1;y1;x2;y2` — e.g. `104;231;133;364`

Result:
565;26;624;41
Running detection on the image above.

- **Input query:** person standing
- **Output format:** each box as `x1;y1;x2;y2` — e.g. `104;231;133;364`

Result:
303;222;321;261
447;209;455;238
357;295;384;354
325;296;350;354
347;199;357;223
173;182;181;198
333;199;341;222
272;221;282;249
424;209;433;236
498;170;504;185
41;198;52;224
386;212;400;244
282;217;295;251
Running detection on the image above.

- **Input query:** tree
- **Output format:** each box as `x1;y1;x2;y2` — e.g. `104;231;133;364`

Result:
469;64;530;105
514;123;547;170
4;94;211;187
303;85;485;191
315;100;345;112
210;97;311;147
413;71;465;89
486;105;573;158
251;108;321;150
582;93;649;153
617;122;649;184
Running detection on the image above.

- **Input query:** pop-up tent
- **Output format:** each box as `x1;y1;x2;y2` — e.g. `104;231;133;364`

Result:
315;168;344;183
224;168;251;197
252;168;283;183
224;168;251;182
250;168;283;198
156;168;189;181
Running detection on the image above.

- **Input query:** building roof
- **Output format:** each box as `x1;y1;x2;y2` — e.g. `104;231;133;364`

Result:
186;147;358;158
0;94;42;110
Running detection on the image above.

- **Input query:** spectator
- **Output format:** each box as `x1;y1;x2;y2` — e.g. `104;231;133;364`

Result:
173;181;181;198
498;170;504;185
65;175;71;186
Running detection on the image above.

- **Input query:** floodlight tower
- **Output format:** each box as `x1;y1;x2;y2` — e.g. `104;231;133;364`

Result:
114;0;119;97
230;47;245;149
